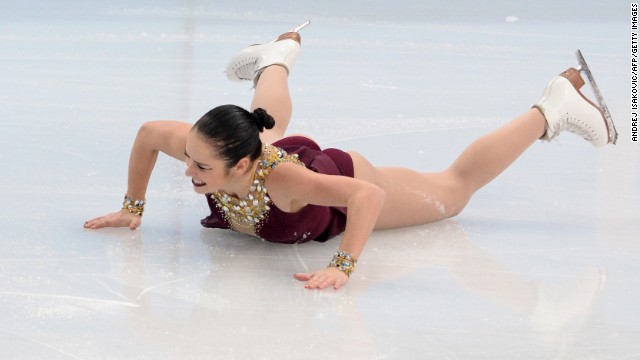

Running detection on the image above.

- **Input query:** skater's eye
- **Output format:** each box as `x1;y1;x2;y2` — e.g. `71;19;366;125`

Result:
184;150;211;171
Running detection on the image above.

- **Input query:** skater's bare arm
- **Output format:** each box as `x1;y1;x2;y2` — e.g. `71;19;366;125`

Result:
84;121;192;230
126;121;190;200
266;163;386;289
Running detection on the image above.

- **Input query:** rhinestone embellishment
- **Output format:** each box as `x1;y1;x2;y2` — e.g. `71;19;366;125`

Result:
210;144;303;232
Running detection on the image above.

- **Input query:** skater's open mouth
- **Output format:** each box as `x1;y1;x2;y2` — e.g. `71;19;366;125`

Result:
192;178;206;187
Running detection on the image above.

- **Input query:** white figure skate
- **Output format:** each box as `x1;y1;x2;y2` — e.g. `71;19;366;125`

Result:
225;21;310;84
534;50;617;147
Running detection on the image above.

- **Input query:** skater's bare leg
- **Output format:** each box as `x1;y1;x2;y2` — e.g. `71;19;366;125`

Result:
447;108;546;191
225;22;309;144
250;66;293;144
351;109;547;229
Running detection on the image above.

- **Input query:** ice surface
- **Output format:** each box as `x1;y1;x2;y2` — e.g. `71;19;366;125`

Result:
1;1;638;359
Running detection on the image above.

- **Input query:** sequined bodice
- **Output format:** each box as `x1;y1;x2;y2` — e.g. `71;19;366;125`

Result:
202;136;354;244
209;144;303;232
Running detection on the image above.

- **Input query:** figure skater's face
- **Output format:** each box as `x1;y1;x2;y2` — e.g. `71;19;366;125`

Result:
184;130;234;194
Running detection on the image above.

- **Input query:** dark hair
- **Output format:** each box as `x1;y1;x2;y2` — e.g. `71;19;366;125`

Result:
193;105;275;168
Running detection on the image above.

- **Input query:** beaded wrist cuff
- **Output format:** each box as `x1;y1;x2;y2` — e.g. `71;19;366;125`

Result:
328;250;358;277
122;195;145;216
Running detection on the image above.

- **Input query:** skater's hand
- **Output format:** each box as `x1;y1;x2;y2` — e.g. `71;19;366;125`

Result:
84;210;142;230
294;267;349;290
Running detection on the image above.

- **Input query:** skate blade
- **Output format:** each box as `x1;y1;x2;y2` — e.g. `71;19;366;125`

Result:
289;20;310;33
575;49;618;145
270;21;310;43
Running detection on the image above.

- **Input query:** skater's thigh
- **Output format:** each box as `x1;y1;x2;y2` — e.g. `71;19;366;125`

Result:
260;129;286;145
260;132;314;145
350;151;469;229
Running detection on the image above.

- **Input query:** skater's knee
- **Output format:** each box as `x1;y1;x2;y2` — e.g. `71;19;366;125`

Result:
439;169;474;217
446;200;467;218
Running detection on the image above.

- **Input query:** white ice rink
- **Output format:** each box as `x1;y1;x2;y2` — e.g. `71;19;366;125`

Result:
1;1;638;359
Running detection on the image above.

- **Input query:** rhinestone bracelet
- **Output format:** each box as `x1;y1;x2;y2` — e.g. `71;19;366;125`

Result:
122;195;145;216
328;250;358;277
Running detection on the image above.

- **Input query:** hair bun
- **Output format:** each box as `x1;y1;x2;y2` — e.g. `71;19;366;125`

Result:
252;108;276;132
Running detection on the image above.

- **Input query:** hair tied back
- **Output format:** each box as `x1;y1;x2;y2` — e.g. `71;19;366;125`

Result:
252;108;276;132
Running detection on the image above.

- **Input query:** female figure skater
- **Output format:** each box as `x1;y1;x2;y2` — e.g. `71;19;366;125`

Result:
84;22;617;290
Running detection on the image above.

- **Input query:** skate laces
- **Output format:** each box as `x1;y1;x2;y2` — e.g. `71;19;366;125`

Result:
231;55;260;81
555;114;598;144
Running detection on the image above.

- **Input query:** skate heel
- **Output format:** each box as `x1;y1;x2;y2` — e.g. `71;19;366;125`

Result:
274;20;310;44
276;32;301;44
560;68;585;90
